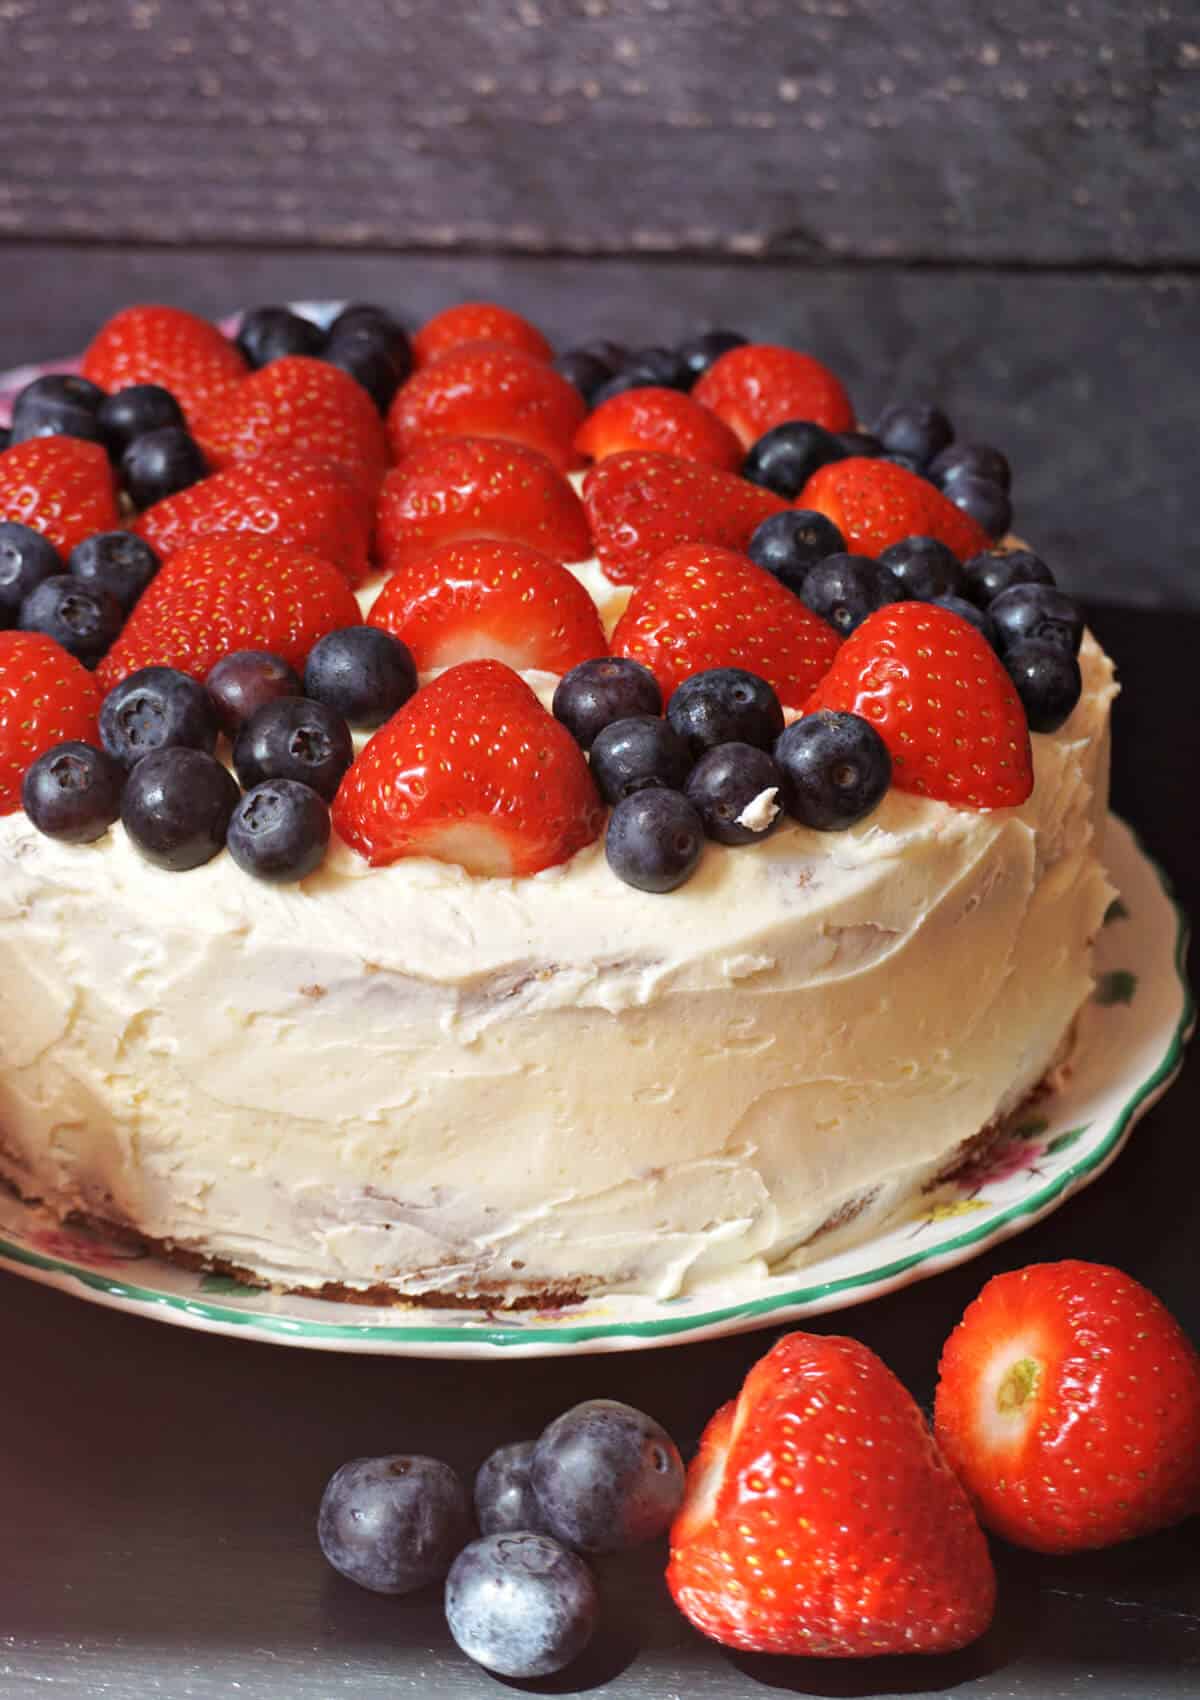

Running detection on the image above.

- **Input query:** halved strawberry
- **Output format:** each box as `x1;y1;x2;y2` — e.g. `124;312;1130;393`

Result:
0;437;120;556
610;543;841;703
800;457;991;560
413;302;553;367
803;601;1033;808
582;452;787;586
332;658;605;875
0;631;102;813
376;436;591;572
692;343;855;447
575;387;743;472
387;341;586;473
81;304;247;431
96;536;360;689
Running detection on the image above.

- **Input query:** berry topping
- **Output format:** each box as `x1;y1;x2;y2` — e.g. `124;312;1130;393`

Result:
676;329;747;380
593;345;693;400
835;429;883;456
803;601;1033;808
605;788;705;893
9;374;106;448
773;709;892;830
1004;641;1083;733
988;582;1084;656
445;1533;599;1680
0;436;120;556
473;1441;550;1537
234;305;325;369
96;384;187;453
21;740;125;843
929;593;1000;649
226;779;331;883
553;348;614;404
878;533;965;601
303;626;417;729
204;650;303;736
552;656;663;751
692;344;855;447
120;425;208;509
666;667;784;757
872;400;954;464
929;440;1012;494
746;508;846;594
120;746;239;871
575;387;742;472
531;1399;685;1553
232;696;353;803
68;531;160;614
323;319;412;415
81;304;247;432
99;667;219;769
588;715;693;804
18;575;123;668
945;473;1012;540
387;340;586;473
413;302;552;367
800;456;992;561
798;552;904;636
0;631;101;812
963;546;1055;607
0;522;62;625
685;743;784;845
742;419;847;498
332;660;605;876
317;1455;472;1595
327;301;407;345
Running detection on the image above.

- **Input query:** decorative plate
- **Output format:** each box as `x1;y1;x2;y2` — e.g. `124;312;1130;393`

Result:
0;816;1191;1356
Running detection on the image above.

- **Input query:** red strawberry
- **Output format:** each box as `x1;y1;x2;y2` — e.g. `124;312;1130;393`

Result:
387;341;586;473
0;437;120;556
135;449;373;584
582;452;788;586
802;602;1033;808
81;304;247;432
692;344;855;447
96;536;360;689
333;658;605;875
575;387;743;472
368;540;607;675
935;1261;1200;1555
667;1331;996;1657
611;543;840;704
800;457;991;560
0;632;102;814
376;436;591;572
413;302;553;367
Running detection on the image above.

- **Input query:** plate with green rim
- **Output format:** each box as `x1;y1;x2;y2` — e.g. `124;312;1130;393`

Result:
0;815;1190;1356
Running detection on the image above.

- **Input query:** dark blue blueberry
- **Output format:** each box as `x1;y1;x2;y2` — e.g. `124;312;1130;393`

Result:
226;779;331;882
68;531;160;614
18;575;123;667
747;509;847;595
0;522;61;625
474;1441;550;1537
317;1454;471;1596
946;474;1012;540
553;349;615;404
328;302;408;347
872;401;953;465
878;535;965;602
235;305;326;369
835;430;883;457
1005;641;1083;734
9;374;106;447
120;747;239;871
881;450;926;476
964;547;1055;608
742;420;846;498
799;553;904;636
928;440;1011;494
588;715;691;803
121;427;207;509
582;340;630;371
97;384;186;454
21;740;125;844
774;711;892;830
531;1398;686;1553
605;789;704;892
621;345;693;390
930;594;1000;650
445;1533;598;1679
667;667;784;757
588;370;651;407
303;625;417;729
676;329;747;380
232;696;353;802
685;743;784;846
324;320;413;412
988;583;1083;657
204;650;303;736
100;666;219;768
552;656;663;750
0;425;9;451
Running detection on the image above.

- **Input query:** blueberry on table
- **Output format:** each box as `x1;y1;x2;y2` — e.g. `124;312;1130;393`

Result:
100;666;219;767
120;747;239;871
676;328;747;379
531;1398;686;1552
930;593;1001;650
928;440;1011;494
685;742;784;846
204;650;303;736
18;575;123;667
1005;641;1083;733
988;583;1084;656
879;535;965;602
606;789;705;893
317;1454;471;1596
946;473;1012;540
872;401;954;465
747;508;846;594
235;305;326;369
303;626;417;729
774;710;892;830
552;656;663;750
552;349;614;404
800;553;904;636
588;714;692;803
964;547;1055;608
667;667;784;757
742;419;847;498
232;696;354;802
445;1533;598;1679
68;531;160;614
97;384;187;453
474;1441;550;1536
0;522;61;625
9;374;106;447
121;426;207;509
226;779;331;882
22;740;125;843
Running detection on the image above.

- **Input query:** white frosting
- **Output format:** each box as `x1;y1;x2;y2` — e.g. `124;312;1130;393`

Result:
736;788;782;834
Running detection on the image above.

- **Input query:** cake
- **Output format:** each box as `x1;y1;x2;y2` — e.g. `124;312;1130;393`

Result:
0;300;1117;1307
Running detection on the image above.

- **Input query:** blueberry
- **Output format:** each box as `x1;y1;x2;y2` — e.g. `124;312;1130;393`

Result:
872;401;953;465
120;747;239;870
0;522;61;625
835;430;883;457
317;1454;471;1596
881;450;926;476
232;696;353;802
327;301;408;347
676;329;747;380
235;305;326;369
303;626;417;729
947;474;1012;540
226;779;331;882
667;667;784;757
930;594;1000;650
621;345;692;390
747;508;846;595
988;583;1084;657
552;656;663;750
774;711;892;830
121;427;207;509
589;370;652;407
582;339;630;371
928;440;1011;494
964;547;1055;608
878;535;965;602
474;1441;550;1537
18;575;123;667
1005;641;1083;734
605;789;704;892
742;420;847;498
204;650;303;736
0;425;9;451
553;349;614;404
531;1398;686;1552
324;321;412;412
21;740;125;843
9;374;106;447
100;666;219;768
97;385;187;454
588;715;691;803
685;743;784;846
68;531;160;614
799;553;904;636
445;1533;598;1679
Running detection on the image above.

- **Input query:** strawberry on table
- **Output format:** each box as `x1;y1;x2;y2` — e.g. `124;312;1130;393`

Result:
575;387;743;472
412;302;554;367
801;456;991;561
667;1331;995;1658
0;631;102;813
386;341;586;474
332;658;605;875
692;343;855;447
81;304;247;432
935;1260;1200;1554
0;437;120;556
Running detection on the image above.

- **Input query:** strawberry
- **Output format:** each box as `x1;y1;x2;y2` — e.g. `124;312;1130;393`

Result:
96;536;360;689
332;658;605;875
575;387;743;472
0;436;120;556
582;452;788;587
800;457;991;560
80;304;247;431
802;602;1033;808
135;449;373;584
376;436;591;572
935;1261;1200;1555
368;540;608;675
692;343;855;447
0;632;102;814
610;543;840;704
387;341;586;474
667;1331;996;1657
413;302;554;367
